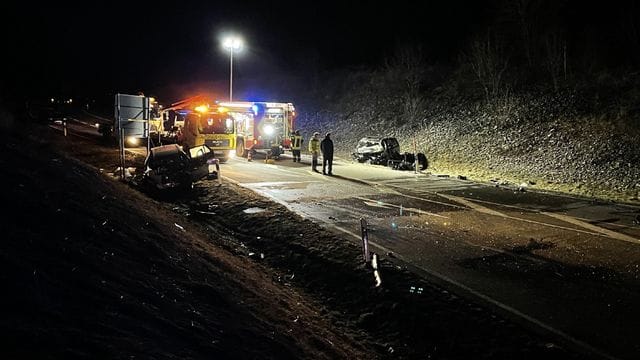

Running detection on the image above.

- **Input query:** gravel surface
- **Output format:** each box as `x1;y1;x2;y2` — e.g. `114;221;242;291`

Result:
296;88;640;204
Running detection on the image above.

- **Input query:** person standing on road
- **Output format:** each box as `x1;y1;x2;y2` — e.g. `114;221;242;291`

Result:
291;130;303;162
308;132;320;172
320;132;334;175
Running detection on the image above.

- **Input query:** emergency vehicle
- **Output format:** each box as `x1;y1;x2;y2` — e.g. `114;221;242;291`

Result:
161;96;236;162
217;101;296;158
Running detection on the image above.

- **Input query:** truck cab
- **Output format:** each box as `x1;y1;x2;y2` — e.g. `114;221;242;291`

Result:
182;110;235;162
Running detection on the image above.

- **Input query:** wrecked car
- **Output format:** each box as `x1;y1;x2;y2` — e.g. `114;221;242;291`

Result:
352;137;428;171
138;144;217;192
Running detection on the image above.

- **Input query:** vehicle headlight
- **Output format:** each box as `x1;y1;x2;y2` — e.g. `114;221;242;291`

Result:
263;124;274;136
126;136;140;146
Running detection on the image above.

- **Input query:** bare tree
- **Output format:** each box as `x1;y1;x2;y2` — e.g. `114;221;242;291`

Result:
386;45;427;126
543;30;567;92
502;0;540;67
468;31;510;102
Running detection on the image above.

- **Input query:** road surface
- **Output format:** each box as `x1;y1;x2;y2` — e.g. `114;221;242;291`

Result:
55;114;640;359
218;152;640;360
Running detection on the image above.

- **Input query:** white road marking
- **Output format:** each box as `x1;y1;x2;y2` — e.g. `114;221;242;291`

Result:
436;193;624;238
382;180;640;243
355;196;449;219
224;172;618;360
543;212;640;244
325;223;619;360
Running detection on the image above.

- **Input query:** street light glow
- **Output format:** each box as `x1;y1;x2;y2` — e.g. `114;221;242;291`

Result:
221;34;244;101
222;36;243;51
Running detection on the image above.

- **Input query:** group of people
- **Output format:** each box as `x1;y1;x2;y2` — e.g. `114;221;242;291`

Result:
290;130;334;175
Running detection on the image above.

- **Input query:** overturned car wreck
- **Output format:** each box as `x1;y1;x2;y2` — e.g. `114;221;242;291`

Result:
352;137;428;171
136;144;218;193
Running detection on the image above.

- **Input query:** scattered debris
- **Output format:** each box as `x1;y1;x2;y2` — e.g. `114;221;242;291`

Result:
457;175;467;180
174;223;185;231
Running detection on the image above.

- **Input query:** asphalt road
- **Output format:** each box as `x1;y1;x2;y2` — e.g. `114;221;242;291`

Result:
219;152;640;360
55;113;640;359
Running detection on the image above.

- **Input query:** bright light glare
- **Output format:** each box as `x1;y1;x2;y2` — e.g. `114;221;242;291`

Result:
195;105;209;113
126;136;140;146
263;124;275;135
222;36;243;51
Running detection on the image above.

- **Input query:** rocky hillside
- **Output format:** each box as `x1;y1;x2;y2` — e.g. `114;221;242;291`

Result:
295;80;640;204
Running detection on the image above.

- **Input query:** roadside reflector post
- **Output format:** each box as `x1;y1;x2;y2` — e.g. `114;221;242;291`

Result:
372;253;382;287
360;218;370;264
63;118;67;137
208;158;222;185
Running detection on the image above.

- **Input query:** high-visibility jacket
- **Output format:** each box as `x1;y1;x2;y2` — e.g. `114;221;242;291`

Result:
291;135;303;150
308;138;320;153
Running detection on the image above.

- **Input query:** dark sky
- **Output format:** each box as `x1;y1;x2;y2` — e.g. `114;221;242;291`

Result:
3;0;639;103
2;1;486;100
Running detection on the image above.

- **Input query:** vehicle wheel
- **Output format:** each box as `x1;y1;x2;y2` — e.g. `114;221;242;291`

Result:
236;141;246;157
418;153;429;170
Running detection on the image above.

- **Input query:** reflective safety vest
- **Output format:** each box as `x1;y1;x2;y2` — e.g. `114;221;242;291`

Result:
308;138;320;152
291;135;303;150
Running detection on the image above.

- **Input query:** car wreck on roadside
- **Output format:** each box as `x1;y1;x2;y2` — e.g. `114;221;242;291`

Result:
352;137;428;171
136;144;218;193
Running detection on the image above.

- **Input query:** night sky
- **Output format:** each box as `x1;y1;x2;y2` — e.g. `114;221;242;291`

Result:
1;0;486;100
1;0;635;102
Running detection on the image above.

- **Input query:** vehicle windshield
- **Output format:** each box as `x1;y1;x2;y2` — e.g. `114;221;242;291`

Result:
199;114;234;134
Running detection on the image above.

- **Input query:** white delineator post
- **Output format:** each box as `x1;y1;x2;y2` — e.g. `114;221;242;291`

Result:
360;218;370;264
208;158;222;185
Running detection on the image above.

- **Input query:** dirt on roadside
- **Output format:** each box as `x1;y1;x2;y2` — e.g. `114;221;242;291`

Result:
1;123;589;359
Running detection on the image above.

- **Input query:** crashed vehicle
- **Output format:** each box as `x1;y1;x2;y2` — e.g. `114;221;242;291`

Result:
352;137;428;171
138;144;218;192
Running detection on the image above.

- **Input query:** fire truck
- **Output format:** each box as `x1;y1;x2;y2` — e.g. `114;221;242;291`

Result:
161;96;236;162
217;101;296;159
